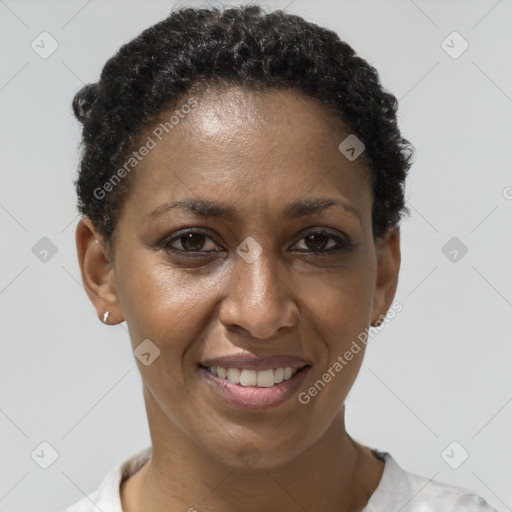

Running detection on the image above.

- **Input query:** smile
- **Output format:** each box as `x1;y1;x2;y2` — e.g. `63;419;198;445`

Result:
199;364;311;410
206;366;301;387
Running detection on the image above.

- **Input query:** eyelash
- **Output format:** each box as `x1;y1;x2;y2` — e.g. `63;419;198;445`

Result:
161;228;355;258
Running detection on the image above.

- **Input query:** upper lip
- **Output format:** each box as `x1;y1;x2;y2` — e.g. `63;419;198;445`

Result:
200;354;310;371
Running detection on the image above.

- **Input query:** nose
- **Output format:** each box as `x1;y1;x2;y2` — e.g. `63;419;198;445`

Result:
219;248;299;339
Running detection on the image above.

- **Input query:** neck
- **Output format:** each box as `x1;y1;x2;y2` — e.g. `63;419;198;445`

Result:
121;391;383;512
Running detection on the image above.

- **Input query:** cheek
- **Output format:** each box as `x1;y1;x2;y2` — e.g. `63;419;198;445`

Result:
117;243;376;350
307;349;365;426
114;245;374;451
116;237;375;363
115;261;225;415
301;251;376;332
116;257;224;354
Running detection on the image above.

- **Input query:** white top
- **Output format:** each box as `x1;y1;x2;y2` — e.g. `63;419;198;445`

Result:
63;446;498;511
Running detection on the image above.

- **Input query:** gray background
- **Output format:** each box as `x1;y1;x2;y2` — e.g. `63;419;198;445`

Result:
1;0;511;510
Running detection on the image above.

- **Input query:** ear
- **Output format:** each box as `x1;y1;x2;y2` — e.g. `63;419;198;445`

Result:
75;217;124;325
370;226;401;326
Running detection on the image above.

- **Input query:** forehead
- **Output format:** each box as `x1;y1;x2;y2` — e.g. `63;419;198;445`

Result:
124;86;372;221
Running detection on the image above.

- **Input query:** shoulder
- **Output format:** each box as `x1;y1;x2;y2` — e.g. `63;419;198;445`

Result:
405;472;498;511
62;473;119;512
62;446;152;512
365;451;498;512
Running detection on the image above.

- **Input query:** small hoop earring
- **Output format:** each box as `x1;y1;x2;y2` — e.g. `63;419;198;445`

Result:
103;311;110;323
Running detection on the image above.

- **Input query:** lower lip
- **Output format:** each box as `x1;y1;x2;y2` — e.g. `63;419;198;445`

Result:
199;365;311;410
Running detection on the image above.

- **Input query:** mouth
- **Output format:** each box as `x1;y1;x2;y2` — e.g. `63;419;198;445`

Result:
201;364;308;386
198;363;312;410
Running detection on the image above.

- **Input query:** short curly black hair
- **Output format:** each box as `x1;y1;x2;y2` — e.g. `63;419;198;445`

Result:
72;4;414;253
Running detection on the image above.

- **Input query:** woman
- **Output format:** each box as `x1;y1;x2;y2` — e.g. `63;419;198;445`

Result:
66;5;497;511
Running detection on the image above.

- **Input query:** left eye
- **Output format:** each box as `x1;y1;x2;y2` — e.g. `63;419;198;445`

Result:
292;231;350;253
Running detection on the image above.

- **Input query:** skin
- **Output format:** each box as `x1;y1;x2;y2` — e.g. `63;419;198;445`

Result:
76;85;401;512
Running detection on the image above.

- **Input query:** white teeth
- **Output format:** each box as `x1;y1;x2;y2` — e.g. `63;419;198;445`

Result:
239;369;257;386
207;366;301;387
256;369;275;387
227;368;241;384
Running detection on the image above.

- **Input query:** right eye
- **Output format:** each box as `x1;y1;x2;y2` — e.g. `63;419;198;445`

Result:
162;229;221;257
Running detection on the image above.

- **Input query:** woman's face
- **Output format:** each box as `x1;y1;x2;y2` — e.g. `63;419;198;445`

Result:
78;86;400;468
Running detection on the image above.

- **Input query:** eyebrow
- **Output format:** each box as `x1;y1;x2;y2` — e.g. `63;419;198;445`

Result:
145;198;362;224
